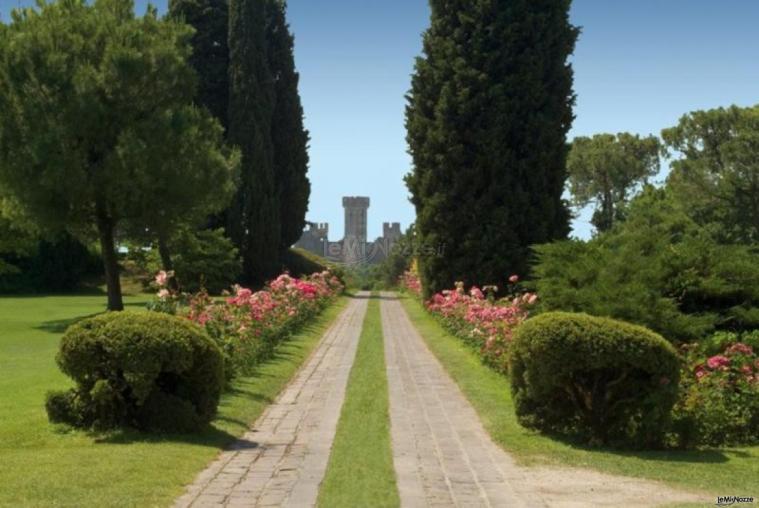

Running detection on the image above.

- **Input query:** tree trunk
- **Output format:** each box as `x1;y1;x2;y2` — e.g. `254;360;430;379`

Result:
96;206;124;311
157;233;179;291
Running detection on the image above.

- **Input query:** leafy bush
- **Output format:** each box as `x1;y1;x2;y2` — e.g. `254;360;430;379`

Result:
699;331;759;356
533;188;759;341
510;312;680;448
46;312;224;432
376;225;415;288
159;228;241;294
672;341;759;447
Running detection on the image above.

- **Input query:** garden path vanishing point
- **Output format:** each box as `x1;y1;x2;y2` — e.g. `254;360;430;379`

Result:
174;292;369;508
380;292;704;508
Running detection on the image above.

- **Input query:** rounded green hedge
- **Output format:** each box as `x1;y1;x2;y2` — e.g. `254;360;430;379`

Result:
46;311;224;432
510;312;680;448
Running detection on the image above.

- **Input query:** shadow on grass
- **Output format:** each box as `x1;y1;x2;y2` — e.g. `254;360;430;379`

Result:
597;446;731;464
35;313;101;333
90;424;241;449
34;302;149;333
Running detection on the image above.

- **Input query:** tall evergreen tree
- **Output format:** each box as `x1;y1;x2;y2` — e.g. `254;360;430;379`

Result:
168;0;230;131
228;0;281;284
267;0;310;253
406;0;578;297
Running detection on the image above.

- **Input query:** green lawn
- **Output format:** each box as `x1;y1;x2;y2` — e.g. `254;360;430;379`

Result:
318;295;399;508
400;295;759;499
0;293;348;507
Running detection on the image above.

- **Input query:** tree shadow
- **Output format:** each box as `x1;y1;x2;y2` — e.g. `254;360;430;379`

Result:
543;431;733;464
35;313;101;333
90;424;242;448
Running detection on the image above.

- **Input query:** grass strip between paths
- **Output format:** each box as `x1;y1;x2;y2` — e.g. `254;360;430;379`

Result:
0;294;348;507
318;295;400;508
399;295;759;500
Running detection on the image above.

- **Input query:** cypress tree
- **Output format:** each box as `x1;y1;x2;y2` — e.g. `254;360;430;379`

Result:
228;0;281;284
168;0;230;131
266;0;310;253
406;0;578;297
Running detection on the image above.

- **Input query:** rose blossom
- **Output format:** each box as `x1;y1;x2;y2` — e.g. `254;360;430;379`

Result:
155;270;168;287
706;355;730;369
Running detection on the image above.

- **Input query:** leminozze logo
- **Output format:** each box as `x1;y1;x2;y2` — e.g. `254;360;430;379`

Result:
716;496;755;507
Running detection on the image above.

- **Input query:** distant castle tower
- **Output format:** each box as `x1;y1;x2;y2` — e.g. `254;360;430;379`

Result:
294;196;401;265
343;196;370;243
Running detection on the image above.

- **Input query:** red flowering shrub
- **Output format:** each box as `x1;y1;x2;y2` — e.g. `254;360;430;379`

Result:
425;277;536;373
673;341;759;447
151;271;343;380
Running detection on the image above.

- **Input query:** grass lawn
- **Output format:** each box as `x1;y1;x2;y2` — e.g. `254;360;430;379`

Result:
400;295;759;501
0;293;348;507
318;295;399;508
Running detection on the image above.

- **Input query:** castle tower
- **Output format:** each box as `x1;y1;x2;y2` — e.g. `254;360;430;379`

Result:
343;196;370;243
383;222;402;241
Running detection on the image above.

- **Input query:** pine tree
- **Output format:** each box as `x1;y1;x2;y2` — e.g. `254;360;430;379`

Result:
266;0;310;253
406;0;578;297
168;0;230;131
228;0;281;284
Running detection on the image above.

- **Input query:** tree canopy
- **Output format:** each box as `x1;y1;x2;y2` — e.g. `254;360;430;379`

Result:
0;0;236;309
568;133;661;233
663;105;759;244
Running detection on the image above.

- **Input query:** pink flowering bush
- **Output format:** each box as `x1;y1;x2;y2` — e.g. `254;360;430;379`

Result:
672;341;759;447
399;269;422;297
184;271;343;379
425;277;537;373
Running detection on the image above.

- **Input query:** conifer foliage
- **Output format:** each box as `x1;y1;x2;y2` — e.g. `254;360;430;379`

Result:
267;0;311;253
173;0;310;285
228;0;280;284
405;0;578;296
168;0;230;131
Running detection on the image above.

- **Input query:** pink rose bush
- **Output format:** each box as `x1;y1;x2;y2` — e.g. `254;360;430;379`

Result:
425;276;537;373
150;270;343;380
673;340;759;446
146;270;182;314
399;269;422;297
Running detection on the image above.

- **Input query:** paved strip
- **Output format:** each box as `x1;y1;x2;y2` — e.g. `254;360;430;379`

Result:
381;293;544;508
175;293;370;508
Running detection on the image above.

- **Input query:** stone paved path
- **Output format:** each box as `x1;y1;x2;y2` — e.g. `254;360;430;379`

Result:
381;293;544;508
381;293;702;508
174;293;369;508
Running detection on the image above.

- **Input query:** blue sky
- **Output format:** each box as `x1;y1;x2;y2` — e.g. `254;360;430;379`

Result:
3;1;758;239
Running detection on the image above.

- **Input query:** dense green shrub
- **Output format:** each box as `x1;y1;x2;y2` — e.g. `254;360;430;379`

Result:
138;228;241;294
46;312;224;432
510;312;680;448
0;233;102;293
283;248;345;282
672;341;759;447
533;188;759;341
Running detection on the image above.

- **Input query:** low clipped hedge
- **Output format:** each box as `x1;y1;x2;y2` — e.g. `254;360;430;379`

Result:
46;311;224;432
510;312;680;448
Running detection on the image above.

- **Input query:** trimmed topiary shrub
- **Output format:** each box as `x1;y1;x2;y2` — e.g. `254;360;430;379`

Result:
45;311;224;432
510;312;680;448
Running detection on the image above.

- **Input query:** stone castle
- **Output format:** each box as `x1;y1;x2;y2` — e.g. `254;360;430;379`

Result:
295;196;402;265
